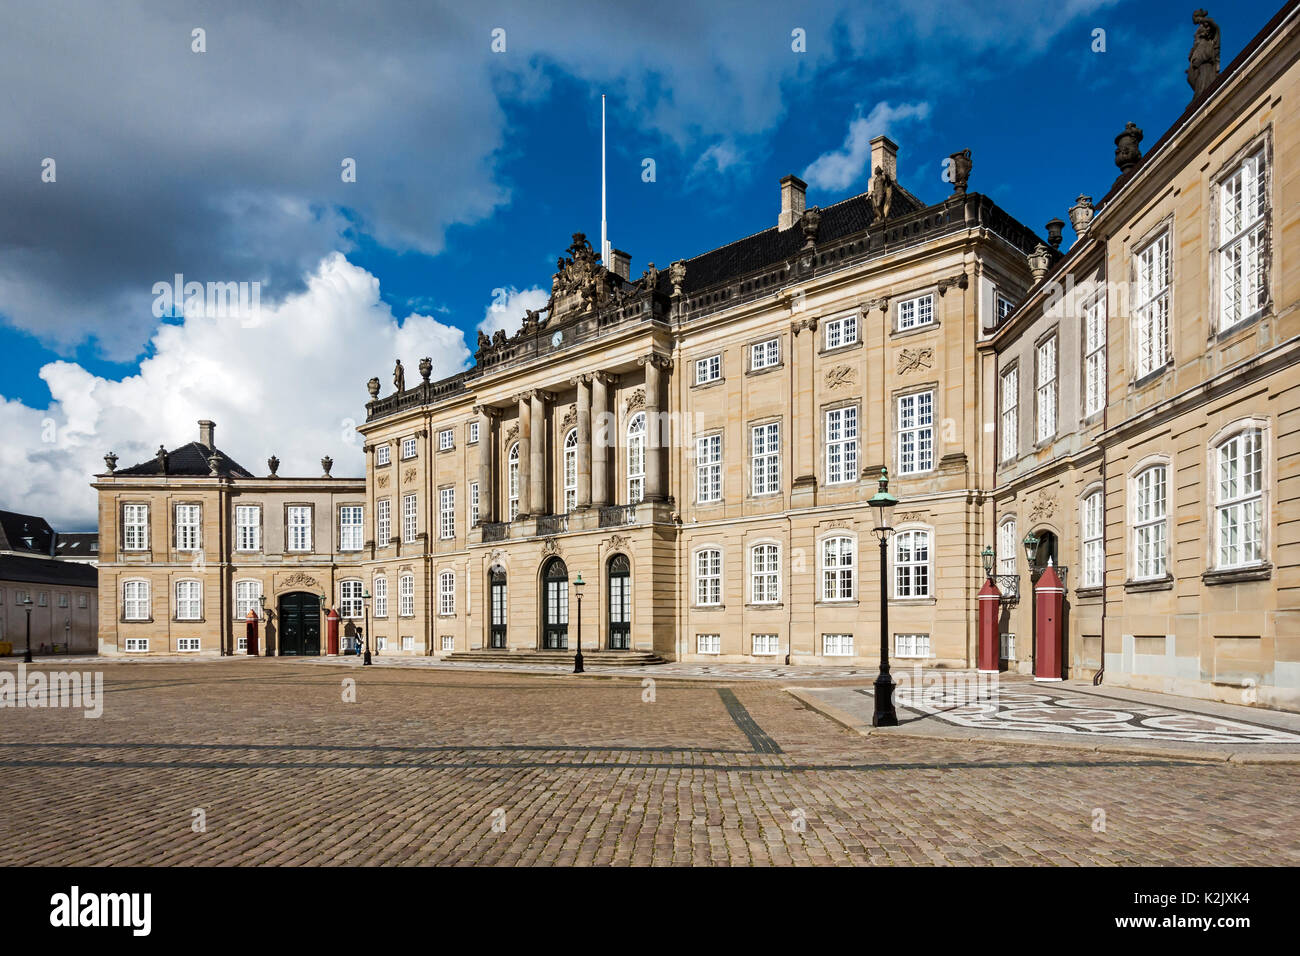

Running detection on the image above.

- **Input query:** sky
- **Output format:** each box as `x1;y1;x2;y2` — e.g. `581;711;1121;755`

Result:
0;0;1284;530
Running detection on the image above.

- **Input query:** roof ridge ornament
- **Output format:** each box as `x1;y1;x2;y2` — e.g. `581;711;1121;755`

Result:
1114;121;1143;174
1188;9;1220;99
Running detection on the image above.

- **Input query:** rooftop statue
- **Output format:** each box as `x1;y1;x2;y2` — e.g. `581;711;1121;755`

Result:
1188;9;1221;99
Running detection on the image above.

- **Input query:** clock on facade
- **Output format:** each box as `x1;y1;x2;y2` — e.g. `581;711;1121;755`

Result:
551;330;563;348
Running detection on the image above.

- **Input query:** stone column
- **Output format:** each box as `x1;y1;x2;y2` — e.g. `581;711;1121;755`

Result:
573;375;592;509
640;354;671;502
474;405;497;524
530;390;547;516
591;372;611;509
790;316;819;505
516;393;531;518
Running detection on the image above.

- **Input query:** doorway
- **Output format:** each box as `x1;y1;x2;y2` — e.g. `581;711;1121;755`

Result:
277;592;321;656
489;568;507;649
607;554;631;650
541;557;568;650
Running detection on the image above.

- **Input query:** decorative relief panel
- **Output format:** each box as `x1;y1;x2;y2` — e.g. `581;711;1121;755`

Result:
825;365;857;390
897;347;934;375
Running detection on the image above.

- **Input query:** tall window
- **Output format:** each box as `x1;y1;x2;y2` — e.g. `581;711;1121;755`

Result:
470;481;480;527
399;574;414;617
627;412;646;504
696;434;722;503
894;529;931;598
751;422;780;495
1083;295;1106;417
175;580;202;620
339;505;363;551
695;549;722;606
123;504;149;551
340;580;363;619
1134;231;1171;378
824;313;857;349
234;580;261;620
1000;366;1019;461
695;354;721;384
751;338;779;370
820;535;856;601
825;406;858;484
175;504;200;551
439;487;455;540
402;494;417;543
377;498;391;544
563;428;578;512
469;421;479;444
373;574;388;617
508;442;520;520
1216;429;1264;568
287;506;312;552
1082;491;1104;588
439;570;455;615
750;543;780;604
1036;335;1057;442
122;580;150;620
235;505;261;551
897;293;934;330
1219;149;1268;331
438;428;454;451
997;518;1017;575
1133;465;1168;579
898;391;934;474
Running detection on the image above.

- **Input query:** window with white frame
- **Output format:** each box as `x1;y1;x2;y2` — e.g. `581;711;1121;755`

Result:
824;313;858;349
697;634;721;655
894;529;931;598
123;580;150;621
373;574;388;617
439;487;455;540
440;635;454;652
123;503;149;551
1133;465;1168;579
1216;429;1264;568
1083;295;1106;417
175;580;202;621
236;635;247;652
563;428;578;512
469;421;479;444
175;504;200;551
339;505;363;551
78;594;88;609
996;293;1015;323
402;494;417;543
897;293;934;331
439;570;455;615
1035;335;1057;442
178;638;200;652
376;445;390;466
470;481;480;527
508;442;521;520
287;506;312;552
1001;632;1017;660
750;543;780;604
438;428;454;451
627;413;646;504
402;636;415;652
399;574;414;617
896;633;931;658
897;391;934;474
1134;231;1171;378
124;638;149;653
1000;366;1019;462
401;437;417;459
825;406;858;484
235;505;261;551
820;535;856;601
340;579;363;619
997;518;1017;575
752;634;780;656
751;422;780;496
376;637;387;652
1082;491;1104;588
695;354;721;385
823;633;854;656
377;498;391;544
696;434;722;503
751;337;779;371
234;580;261;620
695;549;722;605
1218;148;1268;331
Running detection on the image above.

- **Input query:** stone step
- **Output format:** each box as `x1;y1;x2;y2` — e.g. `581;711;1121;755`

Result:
446;649;664;667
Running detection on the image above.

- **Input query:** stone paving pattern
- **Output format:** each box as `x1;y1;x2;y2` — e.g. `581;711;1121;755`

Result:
0;661;1296;866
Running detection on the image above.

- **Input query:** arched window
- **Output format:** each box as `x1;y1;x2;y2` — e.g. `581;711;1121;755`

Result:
894;530;931;598
1081;491;1104;588
438;570;456;615
174;579;202;621
627;412;646;504
339;579;363;619
1133;464;1169;580
122;579;150;621
608;553;631;650
1216;429;1264;568
820;536;856;601
750;543;780;604
997;517;1017;575
234;579;262;620
507;442;520;521
373;574;388;617
542;557;569;649
563;428;578;513
695;548;722;606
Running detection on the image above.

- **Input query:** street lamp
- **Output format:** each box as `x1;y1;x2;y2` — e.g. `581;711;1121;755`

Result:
572;573;585;674
981;545;995;581
362;588;373;665
1022;532;1041;572
258;594;267;657
867;468;899;728
20;593;33;664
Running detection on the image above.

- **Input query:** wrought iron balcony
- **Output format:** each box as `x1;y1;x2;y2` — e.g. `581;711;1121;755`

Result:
481;521;509;543
995;574;1020;606
536;514;568;536
598;504;637;527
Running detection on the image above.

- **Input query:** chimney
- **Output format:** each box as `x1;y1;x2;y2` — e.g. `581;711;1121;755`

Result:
868;135;899;190
198;420;215;449
779;175;807;231
610;249;631;281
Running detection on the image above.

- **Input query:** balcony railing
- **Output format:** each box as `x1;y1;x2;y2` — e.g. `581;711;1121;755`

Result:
481;522;509;543
536;514;568;536
995;574;1020;606
598;504;637;528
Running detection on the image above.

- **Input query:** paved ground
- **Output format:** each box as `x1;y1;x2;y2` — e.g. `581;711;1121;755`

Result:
0;659;1296;866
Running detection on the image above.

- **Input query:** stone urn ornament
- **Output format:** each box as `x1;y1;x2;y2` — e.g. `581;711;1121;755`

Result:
366;376;380;400
1027;242;1052;282
1045;218;1065;250
800;207;822;249
267;455;280;478
1114;122;1144;174
948;148;973;197
321;456;333;478
207;452;222;477
1068;195;1095;238
103;452;118;474
669;260;686;297
419;357;432;384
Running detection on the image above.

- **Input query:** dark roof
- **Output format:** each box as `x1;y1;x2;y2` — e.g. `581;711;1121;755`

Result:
0;511;56;556
115;441;254;478
54;533;99;558
0;553;97;589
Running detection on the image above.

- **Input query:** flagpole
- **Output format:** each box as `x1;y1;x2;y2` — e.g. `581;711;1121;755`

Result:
601;93;610;265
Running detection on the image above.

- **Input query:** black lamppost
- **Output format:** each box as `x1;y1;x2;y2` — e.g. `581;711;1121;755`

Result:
362;588;373;665
572;573;585;674
21;593;33;663
868;468;899;727
258;594;267;656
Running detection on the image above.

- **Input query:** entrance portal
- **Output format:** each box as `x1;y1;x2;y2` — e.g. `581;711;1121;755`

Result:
541;557;568;650
607;554;630;650
277;591;321;656
490;568;508;649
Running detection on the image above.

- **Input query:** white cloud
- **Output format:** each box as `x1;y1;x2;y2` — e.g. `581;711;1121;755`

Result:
691;140;744;180
802;101;932;192
0;255;469;530
478;286;551;338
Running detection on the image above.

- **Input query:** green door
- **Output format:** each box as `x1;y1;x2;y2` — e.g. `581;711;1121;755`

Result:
277;592;321;656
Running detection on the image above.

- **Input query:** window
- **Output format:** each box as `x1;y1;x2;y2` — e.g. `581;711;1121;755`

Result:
376;445;390;466
750;337;780;370
750;543;780;604
752;634;780;656
695;549;722;606
175;504;200;551
824;314;858;349
696;434;722;504
441;635;455;652
751;423;780;496
236;635;247;652
563;428;578;512
373;575;388;617
377;498;391;544
1218;149;1268;331
439;487;455;540
897;293;934;331
697;634;721;655
438;428;454;451
997;518;1017;575
399;574;415;617
401;437;417;459
469;421;480;444
124;638;149;653
894;529;931;598
825;406;858;484
695;354;721;384
402;636;415;652
508;442;521;520
178;638;200;653
823;634;854;657
1001;632;1017;660
439;570;455;615
470;481;480;527
820;536;856;601
1082;491;1104;588
123;504;149;550
996;293;1015;322
1133;465;1168;579
287;506;312;552
1000;366;1019;461
1035;335;1057;442
175;580;202;621
340;580;363;619
234;580;261;620
339;505;363;551
402;494;417;543
1134;231;1171;378
78;594;88;609
58;593;68;608
897;391;934;474
37;592;46;607
896;633;931;658
627;413;646;504
123;580;150;621
376;637;387;652
1083;296;1106;417
1216;430;1264;568
235;505;261;551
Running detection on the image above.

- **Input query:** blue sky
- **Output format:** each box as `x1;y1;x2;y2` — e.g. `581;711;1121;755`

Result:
0;0;1283;528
